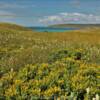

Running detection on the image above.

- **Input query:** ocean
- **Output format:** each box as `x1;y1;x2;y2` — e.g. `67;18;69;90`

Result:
29;27;78;32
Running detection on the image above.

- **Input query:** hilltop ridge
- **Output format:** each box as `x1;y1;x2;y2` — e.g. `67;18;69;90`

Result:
0;22;31;31
49;24;100;28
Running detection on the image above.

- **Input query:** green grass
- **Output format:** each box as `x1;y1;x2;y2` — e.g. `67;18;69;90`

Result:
0;23;100;71
0;23;100;99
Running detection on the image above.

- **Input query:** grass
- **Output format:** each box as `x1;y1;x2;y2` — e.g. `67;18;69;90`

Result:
0;23;100;99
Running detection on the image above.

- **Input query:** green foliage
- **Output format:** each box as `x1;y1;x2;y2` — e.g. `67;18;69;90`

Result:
48;49;68;63
48;49;84;63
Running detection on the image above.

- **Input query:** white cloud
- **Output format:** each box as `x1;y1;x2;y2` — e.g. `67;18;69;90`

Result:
0;2;36;9
0;11;16;18
39;15;62;23
38;12;100;25
0;10;30;18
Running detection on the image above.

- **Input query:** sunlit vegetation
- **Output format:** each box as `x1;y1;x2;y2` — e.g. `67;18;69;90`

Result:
0;23;100;99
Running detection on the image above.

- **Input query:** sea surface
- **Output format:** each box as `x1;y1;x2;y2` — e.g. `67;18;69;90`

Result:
29;27;78;32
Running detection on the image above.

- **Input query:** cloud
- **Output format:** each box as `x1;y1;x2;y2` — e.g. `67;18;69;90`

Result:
39;15;62;24
0;10;33;18
38;12;100;25
0;11;16;18
0;10;35;26
70;0;81;8
0;2;36;9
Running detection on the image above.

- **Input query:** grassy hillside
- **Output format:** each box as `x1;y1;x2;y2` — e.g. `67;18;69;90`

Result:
50;24;100;28
0;23;100;99
0;23;31;31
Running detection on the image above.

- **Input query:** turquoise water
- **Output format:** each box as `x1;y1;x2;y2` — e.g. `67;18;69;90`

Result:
29;27;78;32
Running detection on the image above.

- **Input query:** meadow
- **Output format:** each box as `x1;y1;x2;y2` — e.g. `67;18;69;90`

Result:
0;23;100;100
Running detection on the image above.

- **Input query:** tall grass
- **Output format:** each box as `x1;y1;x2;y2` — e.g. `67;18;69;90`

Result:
0;23;100;99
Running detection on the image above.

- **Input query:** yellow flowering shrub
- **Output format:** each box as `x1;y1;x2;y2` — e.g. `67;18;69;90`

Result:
0;49;99;99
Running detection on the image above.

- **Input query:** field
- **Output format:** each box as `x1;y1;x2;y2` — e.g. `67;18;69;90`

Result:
0;23;100;100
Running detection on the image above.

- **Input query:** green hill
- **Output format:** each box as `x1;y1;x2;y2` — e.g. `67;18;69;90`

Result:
0;23;31;31
50;24;100;28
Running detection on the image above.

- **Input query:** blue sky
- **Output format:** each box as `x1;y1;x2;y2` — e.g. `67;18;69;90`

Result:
0;0;100;26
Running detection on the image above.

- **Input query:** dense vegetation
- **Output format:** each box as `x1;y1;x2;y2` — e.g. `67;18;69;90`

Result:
0;23;100;100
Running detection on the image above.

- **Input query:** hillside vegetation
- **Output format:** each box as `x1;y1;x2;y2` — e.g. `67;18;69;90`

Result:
50;24;100;28
0;23;31;31
0;23;100;100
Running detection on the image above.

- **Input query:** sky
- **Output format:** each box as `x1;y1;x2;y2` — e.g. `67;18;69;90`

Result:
0;0;100;26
